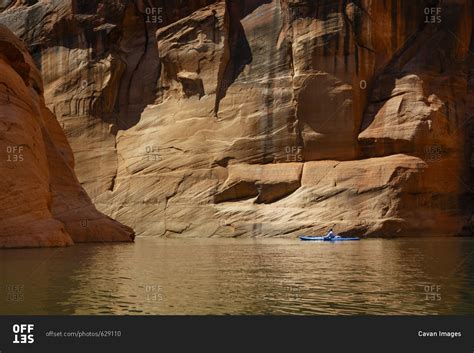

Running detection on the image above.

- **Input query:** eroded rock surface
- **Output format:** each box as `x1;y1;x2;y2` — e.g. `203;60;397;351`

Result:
0;24;134;248
1;0;473;238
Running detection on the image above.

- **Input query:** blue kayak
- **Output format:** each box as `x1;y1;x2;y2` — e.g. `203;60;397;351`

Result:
299;236;360;241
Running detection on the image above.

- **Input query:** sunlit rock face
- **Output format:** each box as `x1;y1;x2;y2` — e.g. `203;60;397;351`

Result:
0;24;134;248
1;0;473;238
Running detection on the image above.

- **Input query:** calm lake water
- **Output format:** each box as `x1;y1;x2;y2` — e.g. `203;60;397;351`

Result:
1;237;473;315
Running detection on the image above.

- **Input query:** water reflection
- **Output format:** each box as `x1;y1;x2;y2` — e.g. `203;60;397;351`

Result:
0;238;473;315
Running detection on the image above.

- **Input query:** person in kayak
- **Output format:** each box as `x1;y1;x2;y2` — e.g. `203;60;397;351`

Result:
325;228;336;239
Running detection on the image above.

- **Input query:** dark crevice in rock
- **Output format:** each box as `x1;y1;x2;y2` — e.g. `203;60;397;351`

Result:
108;135;118;192
177;71;205;98
0;40;30;84
114;3;160;130
255;181;301;204
214;163;303;204
73;0;98;15
214;0;253;115
214;156;234;167
342;0;375;55
214;181;259;203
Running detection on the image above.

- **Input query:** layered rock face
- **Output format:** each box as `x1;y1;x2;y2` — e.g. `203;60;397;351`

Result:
1;0;473;238
0;24;134;248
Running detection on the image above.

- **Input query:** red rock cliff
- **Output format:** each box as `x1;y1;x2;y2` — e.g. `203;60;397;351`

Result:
0;0;473;238
0;24;134;248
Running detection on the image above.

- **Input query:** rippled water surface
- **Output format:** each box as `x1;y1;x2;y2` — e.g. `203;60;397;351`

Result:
1;237;474;315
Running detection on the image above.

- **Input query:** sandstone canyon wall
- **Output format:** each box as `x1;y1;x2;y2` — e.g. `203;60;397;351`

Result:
0;23;134;248
1;0;473;238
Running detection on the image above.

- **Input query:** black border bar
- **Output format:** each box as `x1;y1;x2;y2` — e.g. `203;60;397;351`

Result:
0;316;472;352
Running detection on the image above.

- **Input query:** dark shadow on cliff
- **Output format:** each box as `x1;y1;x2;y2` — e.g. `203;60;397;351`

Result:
214;0;272;114
358;1;464;157
358;1;474;235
